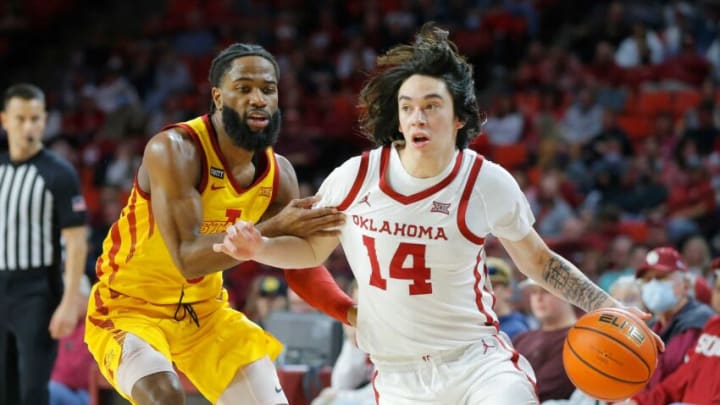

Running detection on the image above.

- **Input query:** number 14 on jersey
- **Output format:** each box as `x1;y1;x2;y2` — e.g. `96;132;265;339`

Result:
362;235;433;295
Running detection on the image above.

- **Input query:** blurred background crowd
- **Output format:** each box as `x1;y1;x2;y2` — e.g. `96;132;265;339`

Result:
3;0;720;403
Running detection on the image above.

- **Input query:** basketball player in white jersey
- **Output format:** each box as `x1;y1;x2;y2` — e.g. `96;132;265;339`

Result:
214;23;664;404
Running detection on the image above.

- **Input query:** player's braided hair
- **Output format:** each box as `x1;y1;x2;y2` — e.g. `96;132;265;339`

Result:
358;22;483;148
208;43;280;113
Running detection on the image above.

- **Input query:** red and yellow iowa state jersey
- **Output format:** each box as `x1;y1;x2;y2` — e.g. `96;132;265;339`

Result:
95;115;278;304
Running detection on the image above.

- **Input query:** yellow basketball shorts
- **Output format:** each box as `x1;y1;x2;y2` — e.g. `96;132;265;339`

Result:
84;283;283;403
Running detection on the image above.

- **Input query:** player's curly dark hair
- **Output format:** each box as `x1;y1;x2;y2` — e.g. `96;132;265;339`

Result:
358;22;483;148
208;43;280;113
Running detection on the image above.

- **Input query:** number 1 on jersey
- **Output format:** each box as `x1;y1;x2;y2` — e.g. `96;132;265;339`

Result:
362;235;432;295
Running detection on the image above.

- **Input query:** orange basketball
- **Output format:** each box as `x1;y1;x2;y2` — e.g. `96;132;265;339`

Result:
562;307;658;402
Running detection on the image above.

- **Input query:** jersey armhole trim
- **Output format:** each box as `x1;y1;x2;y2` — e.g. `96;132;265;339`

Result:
269;151;279;203
337;152;370;211
175;122;209;194
134;175;150;200
458;154;486;245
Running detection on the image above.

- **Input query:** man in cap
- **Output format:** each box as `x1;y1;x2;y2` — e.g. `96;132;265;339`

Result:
636;246;714;389
486;256;530;339
512;278;577;402
711;258;720;313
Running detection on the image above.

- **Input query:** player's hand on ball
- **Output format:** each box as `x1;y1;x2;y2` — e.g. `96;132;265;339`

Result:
262;196;345;238
620;305;665;353
213;221;263;261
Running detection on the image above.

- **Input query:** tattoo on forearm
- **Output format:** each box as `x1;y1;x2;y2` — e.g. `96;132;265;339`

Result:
543;256;608;312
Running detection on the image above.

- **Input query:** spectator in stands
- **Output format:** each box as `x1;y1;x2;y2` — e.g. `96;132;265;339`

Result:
336;36;376;91
580;156;627;219
662;1;697;57
680;100;720;157
484;93;525;146
665;138;717;242
617;155;668;217
570;2;630;61
513;40;547;90
617;314;720;405
640;111;679;170
681;235;712;277
581;108;633;165
635;246;715;389
684;79;720;130
248;275;289;326
561;86;604;146
513;279;577;402
598;235;636;292
145;95;188;135
584;41;624;87
532;86;565;141
526;167;578;239
609;275;644;309
656;32;710;89
143;47;192;113
615;21;664;68
711;258;720;313
710;257;720;314
103;140;141;192
91;63;143;139
486;256;530;339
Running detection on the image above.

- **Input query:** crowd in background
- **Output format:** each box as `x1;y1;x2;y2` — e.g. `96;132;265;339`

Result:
3;0;720;403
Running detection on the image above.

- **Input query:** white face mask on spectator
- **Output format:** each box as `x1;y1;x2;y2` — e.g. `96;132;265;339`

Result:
642;279;677;313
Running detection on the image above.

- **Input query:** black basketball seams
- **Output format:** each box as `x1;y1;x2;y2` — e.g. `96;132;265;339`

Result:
566;325;652;384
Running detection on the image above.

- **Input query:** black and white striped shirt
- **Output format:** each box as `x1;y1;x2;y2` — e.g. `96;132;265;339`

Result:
0;149;86;272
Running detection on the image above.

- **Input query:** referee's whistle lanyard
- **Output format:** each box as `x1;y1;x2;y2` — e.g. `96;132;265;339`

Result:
174;285;200;327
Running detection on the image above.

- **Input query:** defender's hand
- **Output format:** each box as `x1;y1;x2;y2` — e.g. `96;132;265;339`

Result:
260;196;345;238
213;221;264;261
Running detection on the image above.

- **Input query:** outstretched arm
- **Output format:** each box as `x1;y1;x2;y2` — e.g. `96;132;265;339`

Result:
255;155;344;238
213;221;354;323
257;155;353;324
142;132;345;279
213;221;340;269
500;229;614;313
500;228;665;351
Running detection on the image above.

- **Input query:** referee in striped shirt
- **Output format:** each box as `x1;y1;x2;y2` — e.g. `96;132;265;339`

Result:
0;83;88;405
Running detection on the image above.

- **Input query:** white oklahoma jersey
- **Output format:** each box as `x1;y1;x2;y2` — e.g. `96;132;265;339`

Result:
316;143;535;360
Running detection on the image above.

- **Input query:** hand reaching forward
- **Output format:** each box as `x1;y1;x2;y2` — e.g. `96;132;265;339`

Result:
212;221;264;262
621;305;666;353
260;196;345;238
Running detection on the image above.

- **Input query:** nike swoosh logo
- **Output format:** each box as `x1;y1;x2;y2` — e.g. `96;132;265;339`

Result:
211;184;225;190
274;385;283;393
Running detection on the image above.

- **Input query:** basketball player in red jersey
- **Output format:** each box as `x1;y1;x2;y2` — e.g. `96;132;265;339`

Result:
84;43;354;405
215;24;664;404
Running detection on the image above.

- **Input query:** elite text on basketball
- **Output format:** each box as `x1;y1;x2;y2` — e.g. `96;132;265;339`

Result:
598;313;646;346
